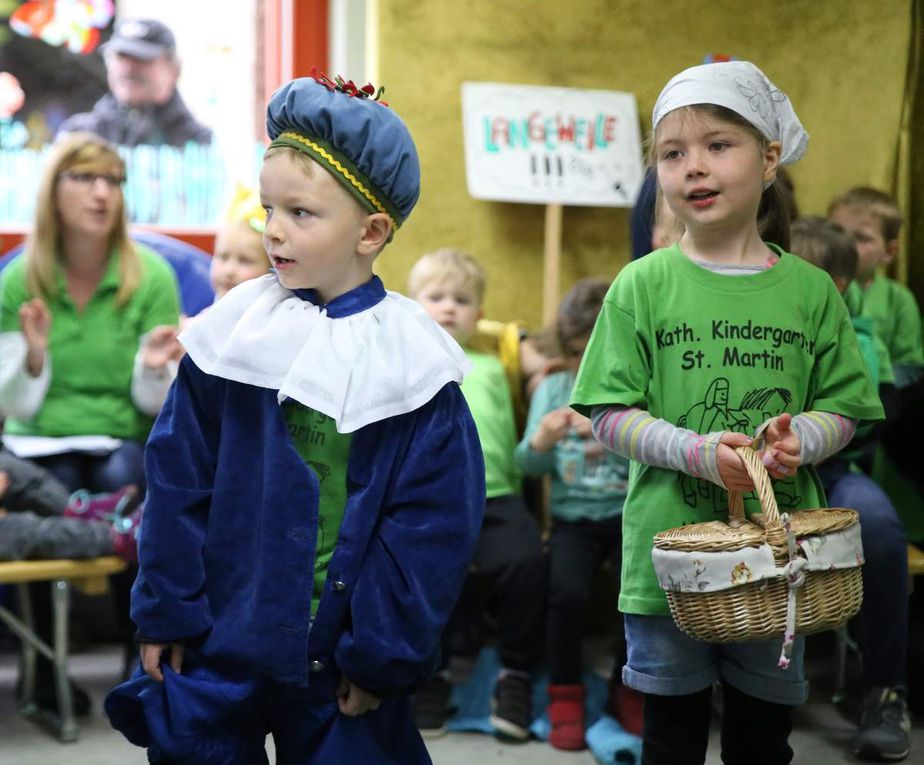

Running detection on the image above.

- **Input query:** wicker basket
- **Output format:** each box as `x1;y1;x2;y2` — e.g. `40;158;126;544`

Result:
652;447;863;644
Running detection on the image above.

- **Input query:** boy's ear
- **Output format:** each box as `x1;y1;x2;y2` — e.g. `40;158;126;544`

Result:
884;237;900;264
357;213;393;256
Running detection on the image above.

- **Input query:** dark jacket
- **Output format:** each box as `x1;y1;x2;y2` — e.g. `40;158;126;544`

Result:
124;336;484;695
58;91;212;147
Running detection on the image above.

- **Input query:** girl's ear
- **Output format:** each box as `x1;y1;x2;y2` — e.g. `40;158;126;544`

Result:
358;213;393;256
763;141;782;185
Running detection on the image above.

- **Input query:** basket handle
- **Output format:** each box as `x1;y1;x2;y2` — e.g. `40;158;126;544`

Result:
727;446;782;530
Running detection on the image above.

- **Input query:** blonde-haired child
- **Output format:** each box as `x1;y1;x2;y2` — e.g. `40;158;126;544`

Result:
210;185;270;300
410;248;546;742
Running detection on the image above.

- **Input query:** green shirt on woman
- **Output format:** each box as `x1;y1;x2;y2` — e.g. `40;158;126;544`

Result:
0;245;180;442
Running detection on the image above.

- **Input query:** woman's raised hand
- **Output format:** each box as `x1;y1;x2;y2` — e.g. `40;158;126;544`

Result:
19;298;51;377
141;325;185;370
19;298;51;352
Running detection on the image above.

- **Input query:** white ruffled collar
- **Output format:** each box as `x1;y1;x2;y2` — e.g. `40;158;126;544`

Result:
178;274;470;433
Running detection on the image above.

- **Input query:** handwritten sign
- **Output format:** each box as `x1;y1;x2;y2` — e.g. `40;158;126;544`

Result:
461;82;644;207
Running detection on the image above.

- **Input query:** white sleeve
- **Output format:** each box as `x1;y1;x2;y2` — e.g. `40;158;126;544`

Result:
130;346;177;418
0;332;51;420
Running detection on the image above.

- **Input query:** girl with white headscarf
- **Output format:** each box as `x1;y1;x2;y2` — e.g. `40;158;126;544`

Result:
569;62;882;763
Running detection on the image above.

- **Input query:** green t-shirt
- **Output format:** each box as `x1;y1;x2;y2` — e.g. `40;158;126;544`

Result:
571;245;884;615
283;401;352;616
461;349;520;498
845;275;924;386
0;245;180;441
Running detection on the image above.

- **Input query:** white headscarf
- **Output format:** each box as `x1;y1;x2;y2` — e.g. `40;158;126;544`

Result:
652;61;809;166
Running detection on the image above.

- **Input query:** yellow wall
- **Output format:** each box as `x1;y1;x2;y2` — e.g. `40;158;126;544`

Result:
373;0;913;329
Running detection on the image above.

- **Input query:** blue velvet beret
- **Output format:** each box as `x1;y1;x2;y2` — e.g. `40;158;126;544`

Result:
266;75;420;228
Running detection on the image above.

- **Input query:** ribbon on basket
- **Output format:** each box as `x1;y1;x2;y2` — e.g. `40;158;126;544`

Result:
777;511;807;669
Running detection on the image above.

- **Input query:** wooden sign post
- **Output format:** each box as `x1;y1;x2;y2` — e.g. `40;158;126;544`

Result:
543;203;562;325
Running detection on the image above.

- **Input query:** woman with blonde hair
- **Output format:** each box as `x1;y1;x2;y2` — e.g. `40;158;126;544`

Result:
0;131;180;714
0;131;180;494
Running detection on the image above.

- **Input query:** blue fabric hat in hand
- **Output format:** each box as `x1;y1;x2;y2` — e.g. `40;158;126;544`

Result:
266;71;420;230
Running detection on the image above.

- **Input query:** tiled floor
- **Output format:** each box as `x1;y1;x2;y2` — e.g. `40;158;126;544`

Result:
0;644;921;764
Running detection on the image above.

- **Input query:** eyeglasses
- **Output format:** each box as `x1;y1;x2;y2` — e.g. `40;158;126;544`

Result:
59;171;125;188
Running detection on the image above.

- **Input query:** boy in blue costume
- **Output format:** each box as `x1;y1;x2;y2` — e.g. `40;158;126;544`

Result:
104;72;485;764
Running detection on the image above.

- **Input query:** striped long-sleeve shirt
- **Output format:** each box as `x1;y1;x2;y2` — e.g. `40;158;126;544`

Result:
590;406;855;488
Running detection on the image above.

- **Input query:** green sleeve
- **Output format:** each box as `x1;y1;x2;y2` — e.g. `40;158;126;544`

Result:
0;260;28;333
514;375;557;476
136;248;181;334
571;275;650;416
811;284;885;422
883;282;923;389
874;332;895;385
888;282;924;367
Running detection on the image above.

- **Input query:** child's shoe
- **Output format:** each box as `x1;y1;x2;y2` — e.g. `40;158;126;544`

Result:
853;686;911;762
547;683;586;750
412;673;453;738
66;485;141;524
610;681;644;736
490;671;532;741
110;506;143;564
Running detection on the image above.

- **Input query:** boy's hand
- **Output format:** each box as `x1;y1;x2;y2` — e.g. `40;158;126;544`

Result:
530;408;572;453
336;676;381;716
140;642;184;682
716;432;755;492
758;414;801;479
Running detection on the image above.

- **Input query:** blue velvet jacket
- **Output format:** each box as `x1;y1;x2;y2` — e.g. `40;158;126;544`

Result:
130;279;485;698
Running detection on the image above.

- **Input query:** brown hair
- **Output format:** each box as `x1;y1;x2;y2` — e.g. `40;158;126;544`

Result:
25;132;139;306
828;186;902;242
790;216;857;283
556;278;609;352
649;104;792;250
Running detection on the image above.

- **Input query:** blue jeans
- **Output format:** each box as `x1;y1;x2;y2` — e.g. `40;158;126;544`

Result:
819;460;909;688
33;441;146;493
623;614;808;706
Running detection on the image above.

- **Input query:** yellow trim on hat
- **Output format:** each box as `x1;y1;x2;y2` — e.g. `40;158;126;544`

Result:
278;131;397;229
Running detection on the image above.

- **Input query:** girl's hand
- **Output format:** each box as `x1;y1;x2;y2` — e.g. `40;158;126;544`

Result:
141;325;185;370
759;414;801;479
530;408;572;453
336;675;381;716
715;432;755;491
570;411;594;439
140;642;184;682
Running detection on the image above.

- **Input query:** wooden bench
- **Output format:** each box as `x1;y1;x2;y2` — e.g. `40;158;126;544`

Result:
0;556;127;742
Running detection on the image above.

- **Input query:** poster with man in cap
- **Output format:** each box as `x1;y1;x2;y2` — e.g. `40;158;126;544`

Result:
58;18;212;147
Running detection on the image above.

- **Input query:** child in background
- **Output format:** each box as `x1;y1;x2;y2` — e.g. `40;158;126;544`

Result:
410;248;546;741
209;185;270;301
0;446;140;563
514;278;630;751
790;216;911;762
829;187;924;389
572;61;882;764
105;73;484;764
